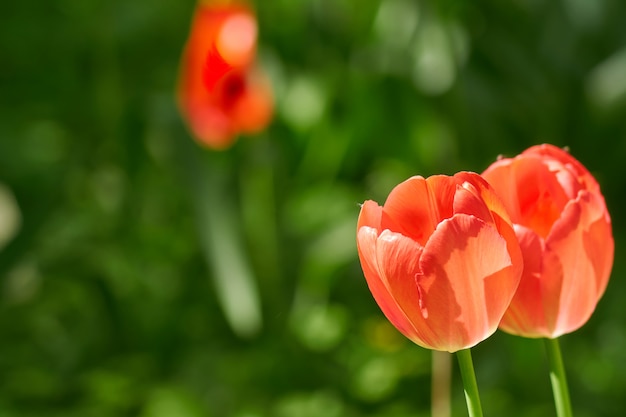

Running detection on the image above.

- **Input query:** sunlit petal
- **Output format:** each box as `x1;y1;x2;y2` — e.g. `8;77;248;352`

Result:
357;227;422;342
357;200;383;231
418;214;518;351
381;175;454;246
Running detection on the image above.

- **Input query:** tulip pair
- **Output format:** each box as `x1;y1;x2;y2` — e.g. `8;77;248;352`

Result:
357;144;613;352
177;0;273;149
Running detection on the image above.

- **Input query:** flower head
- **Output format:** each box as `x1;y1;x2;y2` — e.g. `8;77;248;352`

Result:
177;1;273;149
482;144;614;338
356;172;523;352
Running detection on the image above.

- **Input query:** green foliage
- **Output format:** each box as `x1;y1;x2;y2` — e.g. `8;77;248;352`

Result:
1;0;626;415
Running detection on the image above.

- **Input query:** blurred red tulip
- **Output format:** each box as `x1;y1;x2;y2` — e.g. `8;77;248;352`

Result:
482;144;614;338
177;1;273;149
356;172;523;352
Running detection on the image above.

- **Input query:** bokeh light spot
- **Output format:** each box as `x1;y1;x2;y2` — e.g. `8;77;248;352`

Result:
217;13;257;67
587;47;626;110
280;76;326;131
374;0;420;48
0;183;21;251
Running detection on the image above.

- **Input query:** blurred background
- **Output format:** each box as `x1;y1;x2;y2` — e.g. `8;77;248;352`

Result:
1;0;626;416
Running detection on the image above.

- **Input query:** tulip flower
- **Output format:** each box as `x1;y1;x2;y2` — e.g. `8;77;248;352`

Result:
177;0;273;149
356;172;523;353
482;144;614;339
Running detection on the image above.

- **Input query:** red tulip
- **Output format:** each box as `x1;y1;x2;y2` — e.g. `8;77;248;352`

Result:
177;1;273;149
356;172;523;352
482;144;614;338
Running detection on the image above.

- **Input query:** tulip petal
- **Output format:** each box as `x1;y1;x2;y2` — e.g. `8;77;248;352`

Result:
455;173;523;274
567;190;613;298
491;212;524;286
232;71;274;133
544;193;603;337
484;156;575;238
186;105;235;149
454;172;513;226
356;227;423;343
381;176;454;246
425;175;456;221
357;200;383;230
481;159;523;222
523;144;601;195
452;181;493;225
584;212;614;298
499;225;555;337
417;214;518;351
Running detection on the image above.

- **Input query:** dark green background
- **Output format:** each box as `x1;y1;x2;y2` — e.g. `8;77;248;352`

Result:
1;0;625;415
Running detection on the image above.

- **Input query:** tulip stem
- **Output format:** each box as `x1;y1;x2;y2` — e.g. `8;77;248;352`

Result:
544;338;573;417
456;349;484;417
432;350;451;417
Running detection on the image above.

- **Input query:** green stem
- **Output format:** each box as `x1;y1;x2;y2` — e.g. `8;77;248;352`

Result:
456;349;484;417
544;338;573;417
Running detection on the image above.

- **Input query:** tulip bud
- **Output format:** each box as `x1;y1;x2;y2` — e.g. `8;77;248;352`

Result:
356;172;523;352
482;144;614;338
177;1;273;149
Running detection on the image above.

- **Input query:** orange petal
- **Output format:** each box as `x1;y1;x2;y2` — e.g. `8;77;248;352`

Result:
517;159;570;234
568;191;613;298
231;70;274;133
451;181;493;225
186;104;236;149
481;159;523;223
583;204;614;298
543;199;595;337
203;45;238;92
523;144;601;195
455;171;514;226
491;212;524;289
381;175;454;246
544;191;614;337
357;200;383;231
486;156;574;238
356;227;423;343
499;225;553;337
425;175;456;222
417;214;519;351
